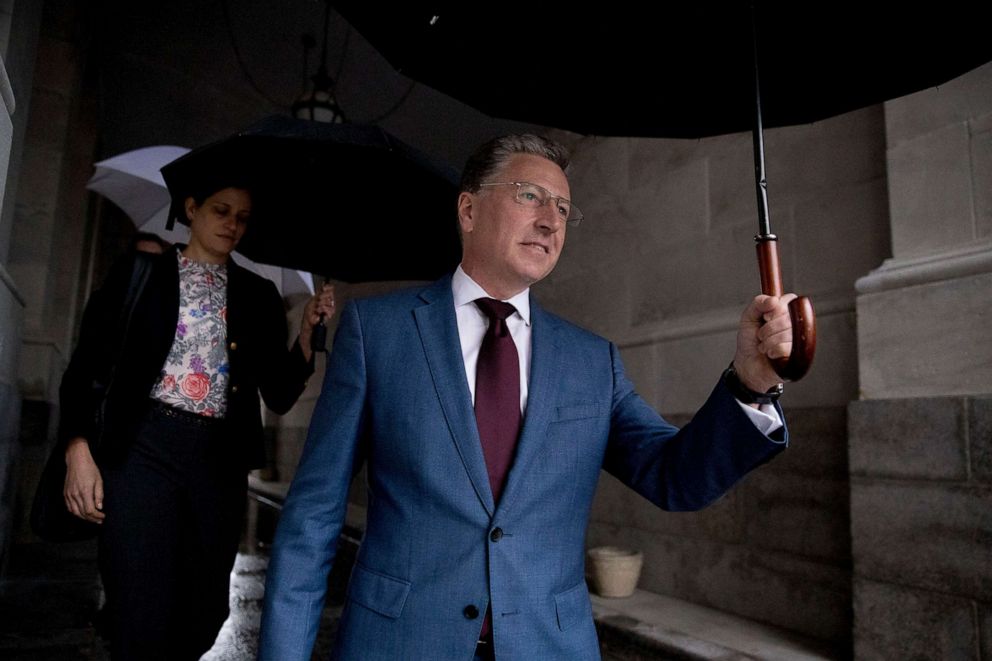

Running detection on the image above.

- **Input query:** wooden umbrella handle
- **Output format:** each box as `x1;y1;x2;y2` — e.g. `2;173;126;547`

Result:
755;235;816;381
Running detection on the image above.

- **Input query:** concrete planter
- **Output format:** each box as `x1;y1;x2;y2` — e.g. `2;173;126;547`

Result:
587;546;643;598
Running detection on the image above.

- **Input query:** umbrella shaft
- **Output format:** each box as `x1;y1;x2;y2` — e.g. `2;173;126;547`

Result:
753;130;771;237
751;0;772;237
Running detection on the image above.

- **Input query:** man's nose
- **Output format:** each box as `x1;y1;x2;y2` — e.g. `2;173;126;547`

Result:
536;203;565;232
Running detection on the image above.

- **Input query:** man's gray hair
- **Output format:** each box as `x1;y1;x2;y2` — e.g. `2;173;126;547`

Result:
460;134;570;193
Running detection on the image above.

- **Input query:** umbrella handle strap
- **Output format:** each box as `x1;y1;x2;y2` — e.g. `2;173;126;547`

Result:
755;236;816;382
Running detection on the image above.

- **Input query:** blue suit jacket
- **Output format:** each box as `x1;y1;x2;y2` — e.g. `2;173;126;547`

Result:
259;275;786;660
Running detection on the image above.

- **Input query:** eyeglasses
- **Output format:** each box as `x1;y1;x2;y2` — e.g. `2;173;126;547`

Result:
478;181;583;226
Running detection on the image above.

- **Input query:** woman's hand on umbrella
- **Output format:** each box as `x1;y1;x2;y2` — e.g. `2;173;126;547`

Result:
299;284;336;351
303;283;336;328
733;293;796;395
64;437;105;523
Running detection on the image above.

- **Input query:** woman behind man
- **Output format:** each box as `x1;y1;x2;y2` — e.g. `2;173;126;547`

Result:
59;173;335;659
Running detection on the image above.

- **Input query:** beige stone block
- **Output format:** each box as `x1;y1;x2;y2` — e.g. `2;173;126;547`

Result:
7;262;47;329
651;330;739;414
24;86;71;149
12;145;62;254
0;280;21;379
851;480;992;599
764;406;849;478
631;221;766;327
781;308;859;409
853;578;978;661
628;137;703;193
972;123;992;241
542;220;637;293
627;157;709;249
706;131;755;232
568;135;628;198
743;471;851;563
274;426;307;483
857;272;992;398
792;178;890;296
971;397;992;483
885;60;992;147
972;111;992;136
16;338;64;400
566;138;636;251
537;266;632;341
887;123;975;258
849;398;968;480
762;106;885;196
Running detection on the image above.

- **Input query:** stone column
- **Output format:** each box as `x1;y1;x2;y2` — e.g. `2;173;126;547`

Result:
850;62;992;659
5;1;97;547
0;51;24;574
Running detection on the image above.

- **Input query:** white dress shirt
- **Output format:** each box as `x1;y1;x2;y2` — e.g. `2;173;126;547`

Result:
451;265;782;435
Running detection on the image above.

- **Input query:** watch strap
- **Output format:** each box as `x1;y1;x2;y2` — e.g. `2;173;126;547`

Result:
722;362;784;405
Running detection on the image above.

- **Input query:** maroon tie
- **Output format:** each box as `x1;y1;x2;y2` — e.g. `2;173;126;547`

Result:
474;297;522;642
473;298;522;504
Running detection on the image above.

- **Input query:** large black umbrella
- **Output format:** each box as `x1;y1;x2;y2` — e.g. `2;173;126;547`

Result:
161;115;461;283
331;4;991;139
331;2;992;380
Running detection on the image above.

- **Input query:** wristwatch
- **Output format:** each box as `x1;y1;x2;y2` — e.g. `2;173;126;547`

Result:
722;362;784;405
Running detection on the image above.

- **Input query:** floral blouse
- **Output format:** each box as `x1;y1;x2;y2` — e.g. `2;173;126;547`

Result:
150;253;230;417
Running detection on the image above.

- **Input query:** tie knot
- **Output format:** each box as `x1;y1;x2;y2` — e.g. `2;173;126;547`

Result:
475;298;516;322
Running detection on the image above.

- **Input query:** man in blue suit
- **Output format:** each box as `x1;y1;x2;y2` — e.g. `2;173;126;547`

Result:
259;135;795;660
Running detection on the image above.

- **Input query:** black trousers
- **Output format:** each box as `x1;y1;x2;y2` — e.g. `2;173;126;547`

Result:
99;403;246;660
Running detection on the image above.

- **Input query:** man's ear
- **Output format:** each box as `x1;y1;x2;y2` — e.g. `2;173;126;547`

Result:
456;192;475;235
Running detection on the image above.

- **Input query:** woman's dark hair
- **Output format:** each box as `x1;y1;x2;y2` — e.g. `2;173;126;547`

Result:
174;168;254;226
184;172;254;206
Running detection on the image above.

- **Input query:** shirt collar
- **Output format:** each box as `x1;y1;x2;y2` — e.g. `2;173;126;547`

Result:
452;265;531;326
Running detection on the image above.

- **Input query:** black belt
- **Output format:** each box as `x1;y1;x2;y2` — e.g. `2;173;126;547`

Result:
147;399;223;427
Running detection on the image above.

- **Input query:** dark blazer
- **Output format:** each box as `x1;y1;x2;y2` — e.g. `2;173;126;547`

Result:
259;275;787;660
58;247;313;470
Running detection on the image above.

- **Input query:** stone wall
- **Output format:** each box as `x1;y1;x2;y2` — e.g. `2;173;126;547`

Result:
539;106;890;647
4;2;102;552
850;61;992;659
849;397;991;659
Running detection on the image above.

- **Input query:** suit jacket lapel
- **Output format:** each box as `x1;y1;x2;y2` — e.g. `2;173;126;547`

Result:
414;276;496;516
496;296;562;518
145;248;181;361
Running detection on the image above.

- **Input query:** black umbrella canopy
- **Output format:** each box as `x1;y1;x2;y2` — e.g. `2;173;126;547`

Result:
161;115;461;283
331;2;992;138
331;1;992;382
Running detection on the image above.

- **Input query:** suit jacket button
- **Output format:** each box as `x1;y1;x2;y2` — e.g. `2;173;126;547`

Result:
490;527;503;542
231;385;239;393
229;341;237;350
463;605;479;620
